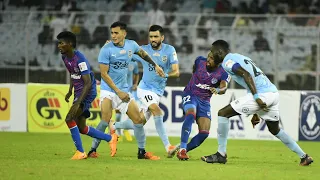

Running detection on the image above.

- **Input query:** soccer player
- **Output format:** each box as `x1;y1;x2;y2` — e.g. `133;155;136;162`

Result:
88;21;164;160
57;31;117;160
114;25;180;157
168;52;230;160
201;40;313;166
114;60;139;142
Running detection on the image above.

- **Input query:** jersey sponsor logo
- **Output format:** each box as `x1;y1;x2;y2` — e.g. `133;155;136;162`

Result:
0;88;10;120
71;74;81;79
195;83;211;90
225;59;235;69
162;55;167;62
29;89;68;129
299;94;320;140
211;78;218;84
114;61;129;69
120;49;126;54
78;62;88;72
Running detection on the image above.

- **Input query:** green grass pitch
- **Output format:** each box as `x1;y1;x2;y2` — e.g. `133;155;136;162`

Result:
0;132;318;180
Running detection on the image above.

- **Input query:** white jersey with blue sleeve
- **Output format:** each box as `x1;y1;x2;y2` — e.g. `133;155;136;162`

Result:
222;53;278;93
133;43;178;96
127;60;139;90
98;39;140;93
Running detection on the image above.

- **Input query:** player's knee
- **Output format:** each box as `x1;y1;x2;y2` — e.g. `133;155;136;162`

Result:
268;126;280;135
218;109;227;117
148;104;162;116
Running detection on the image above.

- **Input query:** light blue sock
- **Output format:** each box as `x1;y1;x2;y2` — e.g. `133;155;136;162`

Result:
91;120;108;151
275;129;306;158
217;116;229;156
115;113;122;135
115;119;134;129
133;124;146;149
154;115;170;150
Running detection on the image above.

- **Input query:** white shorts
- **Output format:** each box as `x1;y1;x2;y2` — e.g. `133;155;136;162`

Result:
100;90;133;114
137;88;161;111
230;92;280;121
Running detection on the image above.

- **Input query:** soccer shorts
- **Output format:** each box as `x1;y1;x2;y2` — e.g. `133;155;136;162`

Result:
137;88;161;111
182;92;211;120
230;92;280;121
73;94;96;118
100;90;133;114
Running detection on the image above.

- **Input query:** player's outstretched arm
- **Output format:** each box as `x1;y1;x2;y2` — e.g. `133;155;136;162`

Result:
233;66;268;111
65;76;73;102
135;49;165;77
167;64;180;78
100;64;130;102
233;66;258;95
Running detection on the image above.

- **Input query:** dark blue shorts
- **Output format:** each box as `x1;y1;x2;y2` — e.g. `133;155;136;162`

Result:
182;92;211;120
73;94;96;118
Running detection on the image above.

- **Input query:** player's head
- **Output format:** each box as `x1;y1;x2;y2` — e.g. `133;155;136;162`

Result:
56;31;76;54
209;39;230;65
149;25;164;49
110;21;127;45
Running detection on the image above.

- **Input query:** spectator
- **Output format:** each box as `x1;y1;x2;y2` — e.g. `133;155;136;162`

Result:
147;1;166;26
92;15;109;47
253;31;271;52
38;25;53;46
179;36;193;54
301;44;317;71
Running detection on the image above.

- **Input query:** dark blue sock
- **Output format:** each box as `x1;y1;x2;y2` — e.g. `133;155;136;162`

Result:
67;120;84;153
180;113;195;149
187;130;209;152
84;126;112;142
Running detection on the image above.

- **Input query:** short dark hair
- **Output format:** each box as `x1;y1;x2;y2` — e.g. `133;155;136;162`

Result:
110;21;127;30
56;31;77;48
149;25;164;35
211;40;230;53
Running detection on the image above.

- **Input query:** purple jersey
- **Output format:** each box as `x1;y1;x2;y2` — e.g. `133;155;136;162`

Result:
62;50;97;98
184;56;230;102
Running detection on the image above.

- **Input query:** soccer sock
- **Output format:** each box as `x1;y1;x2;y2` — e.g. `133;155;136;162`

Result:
133;123;146;149
217;116;229;156
115;113;122;135
186;130;209;152
115;119;134;129
80;126;112;142
91;120;109;151
66;120;84;153
275;129;306;158
154;115;170;151
180;112;195;149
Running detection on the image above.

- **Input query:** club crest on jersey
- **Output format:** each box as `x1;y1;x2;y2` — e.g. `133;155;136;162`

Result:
162;55;167;62
211;78;218;84
128;50;132;58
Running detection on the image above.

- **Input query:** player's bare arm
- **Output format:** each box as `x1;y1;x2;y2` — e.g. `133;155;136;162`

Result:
167;64;180;78
132;73;139;91
68;74;91;118
233;66;268;111
100;63;130;102
136;48;165;77
65;76;73;102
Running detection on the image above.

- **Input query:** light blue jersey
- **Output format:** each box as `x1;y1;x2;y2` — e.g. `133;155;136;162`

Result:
98;39;140;93
127;60;139;90
222;53;278;93
133;43;178;96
